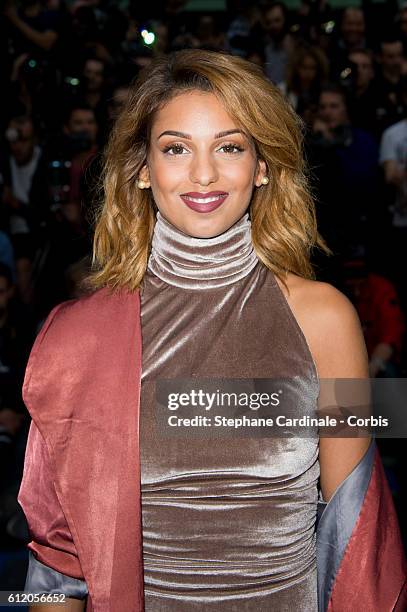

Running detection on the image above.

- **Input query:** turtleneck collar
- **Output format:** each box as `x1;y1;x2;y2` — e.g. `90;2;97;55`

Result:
147;211;259;289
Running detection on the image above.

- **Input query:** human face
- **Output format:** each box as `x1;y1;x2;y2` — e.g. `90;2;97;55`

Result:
9;120;35;166
83;59;104;92
298;55;318;87
318;92;348;129
140;91;266;238
263;6;285;39
349;52;374;89
380;41;403;77
66;109;98;143
341;9;365;48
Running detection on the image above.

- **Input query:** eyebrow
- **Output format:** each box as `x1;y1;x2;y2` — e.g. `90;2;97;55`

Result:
157;129;245;140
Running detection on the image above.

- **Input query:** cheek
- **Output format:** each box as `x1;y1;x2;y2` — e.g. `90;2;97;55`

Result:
151;161;184;193
221;159;256;185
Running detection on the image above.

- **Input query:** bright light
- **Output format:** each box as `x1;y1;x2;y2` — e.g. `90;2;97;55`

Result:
340;67;352;79
140;28;155;45
324;20;335;34
144;32;155;45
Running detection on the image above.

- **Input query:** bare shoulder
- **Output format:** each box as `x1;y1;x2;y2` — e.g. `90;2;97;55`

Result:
275;272;368;378
275;272;361;331
275;273;371;501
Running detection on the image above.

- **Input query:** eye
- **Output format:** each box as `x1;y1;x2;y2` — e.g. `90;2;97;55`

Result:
162;143;189;155
218;143;245;154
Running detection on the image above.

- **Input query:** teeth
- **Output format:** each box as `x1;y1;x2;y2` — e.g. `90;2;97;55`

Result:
183;195;225;204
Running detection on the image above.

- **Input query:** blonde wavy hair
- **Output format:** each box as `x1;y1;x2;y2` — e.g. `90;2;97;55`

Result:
88;48;329;292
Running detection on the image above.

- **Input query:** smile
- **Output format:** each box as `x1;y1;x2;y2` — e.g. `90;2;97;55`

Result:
182;194;224;204
180;192;229;213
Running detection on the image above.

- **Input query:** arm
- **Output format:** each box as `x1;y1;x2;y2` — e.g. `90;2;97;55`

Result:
282;277;372;501
5;5;58;52
309;284;371;501
382;159;406;188
18;422;88;605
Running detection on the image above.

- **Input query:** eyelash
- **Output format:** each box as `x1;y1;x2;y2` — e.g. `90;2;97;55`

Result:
162;142;245;156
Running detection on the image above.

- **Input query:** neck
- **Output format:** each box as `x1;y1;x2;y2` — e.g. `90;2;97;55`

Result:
147;212;259;290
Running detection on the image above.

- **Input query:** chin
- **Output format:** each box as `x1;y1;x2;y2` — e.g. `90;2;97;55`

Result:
181;217;239;239
158;203;248;239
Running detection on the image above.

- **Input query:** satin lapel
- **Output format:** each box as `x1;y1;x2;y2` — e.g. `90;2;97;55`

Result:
316;441;374;611
23;287;144;611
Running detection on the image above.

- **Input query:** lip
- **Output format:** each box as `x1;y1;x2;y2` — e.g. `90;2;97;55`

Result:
180;191;229;214
180;191;228;198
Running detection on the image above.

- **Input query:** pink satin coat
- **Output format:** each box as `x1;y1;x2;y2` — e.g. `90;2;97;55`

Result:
18;287;144;611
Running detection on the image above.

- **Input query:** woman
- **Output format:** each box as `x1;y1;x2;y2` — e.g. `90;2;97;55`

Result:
18;50;405;611
278;44;329;122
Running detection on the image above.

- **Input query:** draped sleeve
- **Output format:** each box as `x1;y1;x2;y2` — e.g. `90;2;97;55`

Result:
18;304;86;586
19;420;88;589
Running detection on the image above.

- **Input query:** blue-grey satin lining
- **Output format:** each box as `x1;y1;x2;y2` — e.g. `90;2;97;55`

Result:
25;551;88;599
316;439;375;612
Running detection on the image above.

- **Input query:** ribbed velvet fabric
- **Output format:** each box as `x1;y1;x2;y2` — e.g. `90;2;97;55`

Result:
139;212;319;610
147;211;259;289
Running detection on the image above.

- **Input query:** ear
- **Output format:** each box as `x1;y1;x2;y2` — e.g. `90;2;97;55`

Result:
138;164;150;186
254;159;267;187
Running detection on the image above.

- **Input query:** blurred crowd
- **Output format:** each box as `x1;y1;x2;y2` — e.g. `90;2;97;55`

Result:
1;0;407;553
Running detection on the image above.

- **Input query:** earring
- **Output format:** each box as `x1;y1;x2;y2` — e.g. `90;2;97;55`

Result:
137;180;146;189
261;176;269;185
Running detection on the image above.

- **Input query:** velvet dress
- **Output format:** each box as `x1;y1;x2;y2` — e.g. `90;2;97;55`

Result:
24;212;320;611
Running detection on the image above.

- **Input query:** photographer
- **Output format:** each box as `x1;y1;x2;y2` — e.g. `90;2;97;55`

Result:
0;115;49;303
60;103;99;211
65;56;111;144
346;49;381;137
3;0;60;57
308;83;381;273
33;103;99;315
379;75;407;311
329;8;368;80
0;263;34;385
258;2;296;85
374;36;405;135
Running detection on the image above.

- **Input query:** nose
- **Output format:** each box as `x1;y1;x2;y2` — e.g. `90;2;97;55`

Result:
189;150;219;186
